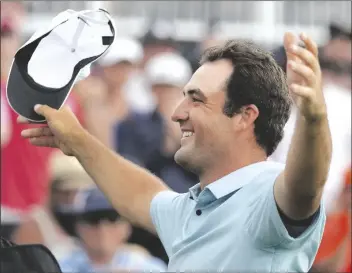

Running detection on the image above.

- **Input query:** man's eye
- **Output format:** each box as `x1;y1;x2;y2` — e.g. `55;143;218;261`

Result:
191;97;202;103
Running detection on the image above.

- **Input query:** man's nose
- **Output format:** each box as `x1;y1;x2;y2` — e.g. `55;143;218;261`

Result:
171;100;189;123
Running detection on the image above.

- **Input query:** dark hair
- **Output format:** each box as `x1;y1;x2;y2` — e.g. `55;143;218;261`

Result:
200;40;292;156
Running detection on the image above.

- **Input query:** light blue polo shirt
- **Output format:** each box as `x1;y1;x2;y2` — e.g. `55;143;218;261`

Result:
150;161;326;272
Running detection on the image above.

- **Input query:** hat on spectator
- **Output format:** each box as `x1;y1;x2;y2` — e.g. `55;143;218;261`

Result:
329;22;352;41
97;37;143;66
145;52;192;88
49;151;94;191
74;187;115;214
6;9;115;122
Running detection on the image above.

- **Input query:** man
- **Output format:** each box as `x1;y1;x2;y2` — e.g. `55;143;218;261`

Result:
0;1;53;240
19;32;331;271
58;187;166;272
0;1;86;241
12;152;94;260
74;37;144;148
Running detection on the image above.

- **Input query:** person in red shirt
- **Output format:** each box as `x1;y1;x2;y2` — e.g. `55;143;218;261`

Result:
0;3;85;240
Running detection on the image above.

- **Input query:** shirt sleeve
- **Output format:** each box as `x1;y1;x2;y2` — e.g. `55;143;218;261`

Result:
245;170;326;249
150;190;182;256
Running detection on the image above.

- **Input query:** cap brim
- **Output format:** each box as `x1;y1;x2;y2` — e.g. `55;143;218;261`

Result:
7;58;72;122
6;39;96;123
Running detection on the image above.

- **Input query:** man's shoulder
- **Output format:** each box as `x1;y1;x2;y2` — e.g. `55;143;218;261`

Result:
253;161;285;180
238;161;285;196
150;190;193;220
152;190;191;205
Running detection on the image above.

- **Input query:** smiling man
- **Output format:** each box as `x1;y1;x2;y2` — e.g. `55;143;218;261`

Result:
19;32;332;272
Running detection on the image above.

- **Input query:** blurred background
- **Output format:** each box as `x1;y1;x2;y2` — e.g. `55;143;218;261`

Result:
1;1;351;272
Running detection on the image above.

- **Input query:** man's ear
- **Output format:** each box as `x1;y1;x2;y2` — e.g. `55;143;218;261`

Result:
235;104;259;131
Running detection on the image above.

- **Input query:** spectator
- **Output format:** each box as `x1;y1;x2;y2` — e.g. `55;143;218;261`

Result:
58;187;166;272
0;2;86;241
0;1;51;240
74;37;143;147
12;152;94;261
117;25;181;116
189;19;224;73
320;23;351;90
141;24;178;67
116;52;198;193
119;27;181;117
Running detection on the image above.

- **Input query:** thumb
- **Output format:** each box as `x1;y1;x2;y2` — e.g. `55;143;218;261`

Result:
34;104;57;119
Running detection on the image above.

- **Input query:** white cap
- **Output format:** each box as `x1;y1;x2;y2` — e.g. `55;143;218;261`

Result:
6;9;115;122
145;52;192;88
98;37;143;66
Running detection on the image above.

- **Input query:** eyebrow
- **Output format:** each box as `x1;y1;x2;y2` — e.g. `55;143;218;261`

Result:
183;88;207;101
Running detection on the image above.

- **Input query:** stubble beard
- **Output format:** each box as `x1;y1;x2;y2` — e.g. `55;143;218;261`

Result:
174;145;204;177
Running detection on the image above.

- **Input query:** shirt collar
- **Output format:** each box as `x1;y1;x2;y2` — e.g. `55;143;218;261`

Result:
189;161;282;200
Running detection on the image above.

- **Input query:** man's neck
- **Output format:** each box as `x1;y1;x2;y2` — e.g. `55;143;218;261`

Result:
198;151;267;190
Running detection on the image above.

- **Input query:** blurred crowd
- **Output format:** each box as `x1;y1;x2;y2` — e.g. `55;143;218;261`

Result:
1;1;351;272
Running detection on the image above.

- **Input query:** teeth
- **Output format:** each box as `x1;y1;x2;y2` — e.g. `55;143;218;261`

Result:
182;132;194;138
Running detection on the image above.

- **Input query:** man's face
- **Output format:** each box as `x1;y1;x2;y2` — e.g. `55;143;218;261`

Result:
152;84;183;116
172;59;237;175
103;61;135;89
1;2;24;78
76;211;130;258
322;38;352;89
153;84;184;154
52;189;78;208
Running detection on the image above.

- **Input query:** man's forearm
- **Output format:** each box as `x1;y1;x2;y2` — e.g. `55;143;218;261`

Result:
71;129;169;231
81;101;114;148
285;114;332;199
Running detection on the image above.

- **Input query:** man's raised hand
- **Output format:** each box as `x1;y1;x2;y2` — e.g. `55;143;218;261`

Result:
19;104;85;155
284;32;326;122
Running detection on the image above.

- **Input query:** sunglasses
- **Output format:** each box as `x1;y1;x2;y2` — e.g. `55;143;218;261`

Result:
78;210;120;225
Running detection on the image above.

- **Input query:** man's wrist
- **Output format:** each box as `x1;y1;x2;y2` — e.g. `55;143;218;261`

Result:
69;128;92;158
299;110;328;126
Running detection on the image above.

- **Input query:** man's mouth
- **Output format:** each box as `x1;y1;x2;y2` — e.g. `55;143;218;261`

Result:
181;131;194;139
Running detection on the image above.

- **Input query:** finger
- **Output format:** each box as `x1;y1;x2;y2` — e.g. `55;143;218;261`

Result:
289;44;319;73
288;60;316;86
29;136;57;148
17;116;32;124
290;84;313;99
21;127;53;138
34;104;57;119
300;32;318;58
284;32;301;63
61;105;74;114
